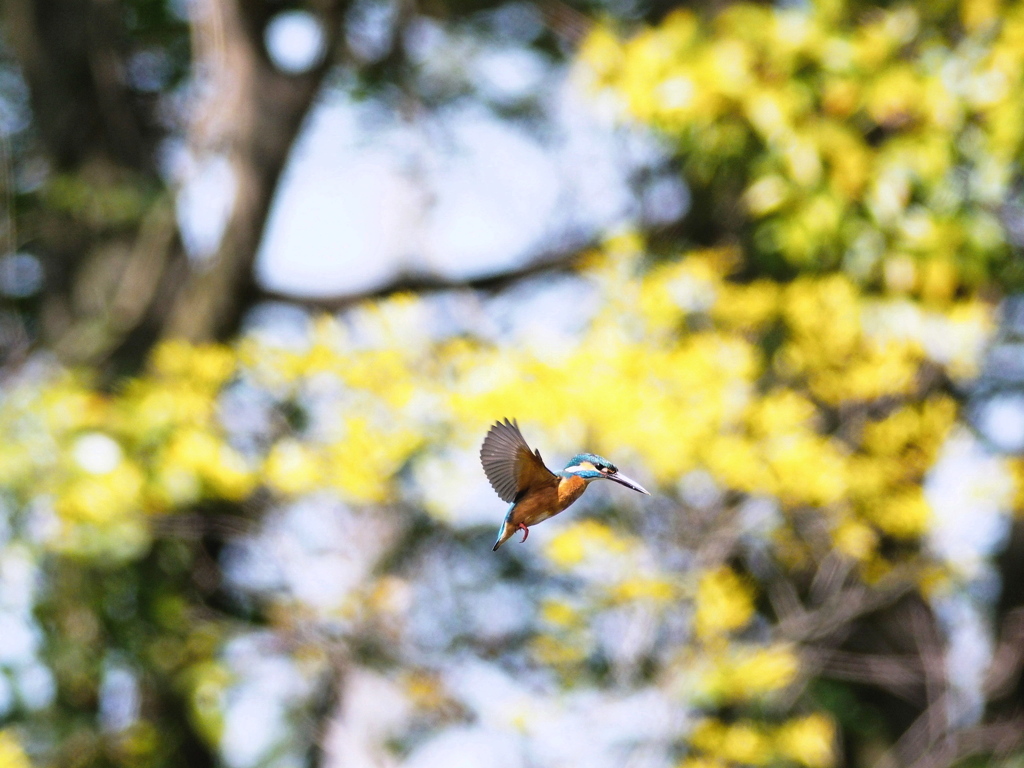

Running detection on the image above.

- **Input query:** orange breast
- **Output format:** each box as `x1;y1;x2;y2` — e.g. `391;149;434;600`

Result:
507;476;588;529
508;485;558;527
507;475;589;528
556;475;587;510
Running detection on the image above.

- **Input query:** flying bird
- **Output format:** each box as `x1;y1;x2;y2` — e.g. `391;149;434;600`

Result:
481;418;650;551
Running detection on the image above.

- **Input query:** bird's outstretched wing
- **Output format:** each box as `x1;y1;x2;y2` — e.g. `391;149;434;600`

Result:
480;418;557;503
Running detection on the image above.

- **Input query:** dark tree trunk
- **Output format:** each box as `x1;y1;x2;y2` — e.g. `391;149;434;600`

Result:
4;0;345;372
161;0;344;344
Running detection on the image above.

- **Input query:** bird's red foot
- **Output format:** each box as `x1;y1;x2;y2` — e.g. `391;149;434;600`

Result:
517;523;529;543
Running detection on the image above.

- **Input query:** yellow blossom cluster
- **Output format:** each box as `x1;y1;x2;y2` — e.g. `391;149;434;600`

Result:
695;644;801;704
694;566;755;640
0;258;993;743
0;333;423;557
0;239;991;622
687;713;835;768
0;230;1001;768
545;519;632;569
580;1;1024;288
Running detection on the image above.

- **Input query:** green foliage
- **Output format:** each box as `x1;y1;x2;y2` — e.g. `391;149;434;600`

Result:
582;0;1024;288
44;176;157;229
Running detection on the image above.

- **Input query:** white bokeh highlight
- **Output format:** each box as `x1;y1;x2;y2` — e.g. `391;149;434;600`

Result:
265;11;328;74
977;392;1024;452
176;153;237;259
73;433;123;475
925;428;1013;579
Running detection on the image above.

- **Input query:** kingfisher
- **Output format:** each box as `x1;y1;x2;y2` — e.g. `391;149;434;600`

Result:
481;418;651;551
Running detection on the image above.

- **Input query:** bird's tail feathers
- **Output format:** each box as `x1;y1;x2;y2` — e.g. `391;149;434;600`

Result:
492;519;516;551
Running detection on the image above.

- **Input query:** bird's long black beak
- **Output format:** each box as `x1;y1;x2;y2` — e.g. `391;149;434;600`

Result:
607;471;650;495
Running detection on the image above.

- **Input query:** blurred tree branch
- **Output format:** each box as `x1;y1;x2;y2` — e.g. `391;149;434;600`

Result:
255;243;592;311
160;0;346;345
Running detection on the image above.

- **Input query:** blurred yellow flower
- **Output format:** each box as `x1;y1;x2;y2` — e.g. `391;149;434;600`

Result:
0;731;31;768
871;488;932;538
832;520;878;561
326;419;421;503
57;462;145;524
747;392;816;438
151;341;235;389
578;26;626;82
776;713;836;768
341;351;415;407
721;721;773;765
702;434;772;495
711;280;780;332
688;719;727;753
265;440;324;496
545;520;629;569
539;599;578;628
694;566;755;639
962;0;1002;31
764;434;847;507
862;405;922;456
698;644;799;702
611;576;677;603
691;719;773;765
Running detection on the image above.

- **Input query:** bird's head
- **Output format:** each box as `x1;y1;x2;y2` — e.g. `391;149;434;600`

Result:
562;453;650;495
